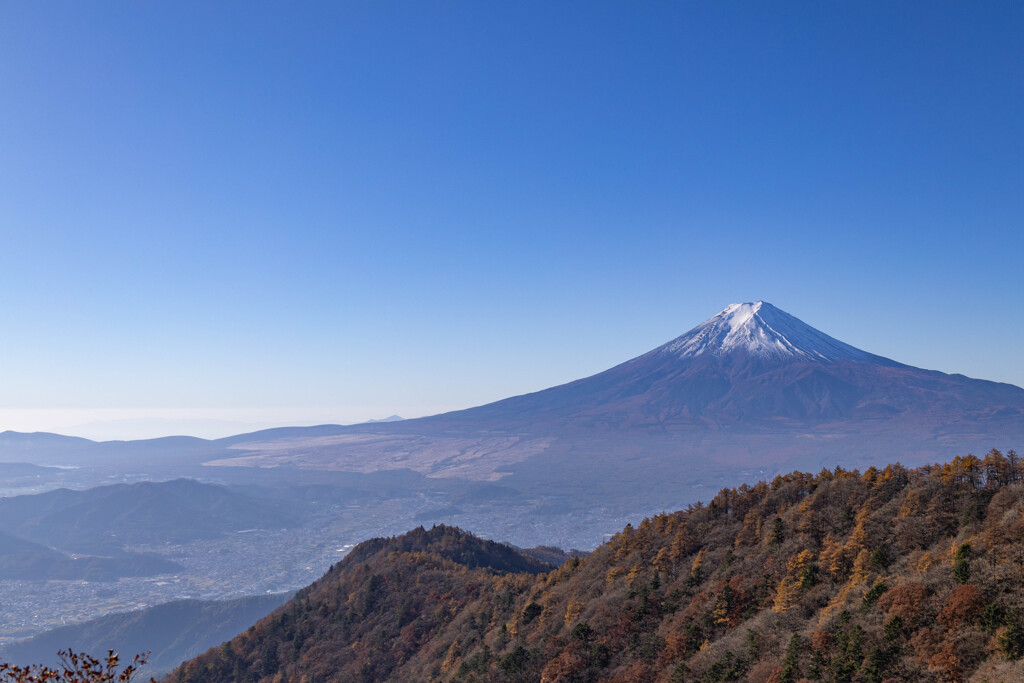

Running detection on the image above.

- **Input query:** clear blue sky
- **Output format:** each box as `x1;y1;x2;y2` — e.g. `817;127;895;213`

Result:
1;2;1022;438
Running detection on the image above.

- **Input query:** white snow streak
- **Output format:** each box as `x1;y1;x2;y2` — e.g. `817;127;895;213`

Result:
662;302;873;362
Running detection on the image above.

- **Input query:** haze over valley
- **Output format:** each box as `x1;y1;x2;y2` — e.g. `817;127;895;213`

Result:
1;302;1021;675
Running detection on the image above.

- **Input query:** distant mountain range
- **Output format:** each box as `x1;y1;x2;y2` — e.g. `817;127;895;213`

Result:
0;478;299;555
0;463;64;478
1;302;1021;513
0;530;181;581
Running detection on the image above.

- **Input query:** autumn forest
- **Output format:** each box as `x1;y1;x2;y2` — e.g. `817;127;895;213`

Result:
165;449;1024;683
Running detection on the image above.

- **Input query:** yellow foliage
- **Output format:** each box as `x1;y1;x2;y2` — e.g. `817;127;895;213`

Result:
819;582;856;624
915;551;933;574
712;599;730;625
862;466;878;486
564;598;583;627
773;577;801;613
653;547;671;574
440;641;461;673
898;489;920;518
735;509;763;547
820;536;847;579
847;507;871;551
670;527;693;564
786;549;815;577
949;538;972;565
850;548;873;584
690;549;707;577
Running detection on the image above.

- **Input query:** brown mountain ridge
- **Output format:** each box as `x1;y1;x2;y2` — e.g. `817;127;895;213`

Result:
166;449;1024;683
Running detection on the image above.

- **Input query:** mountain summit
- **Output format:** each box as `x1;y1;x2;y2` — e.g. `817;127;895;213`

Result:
212;301;1024;491
661;301;878;363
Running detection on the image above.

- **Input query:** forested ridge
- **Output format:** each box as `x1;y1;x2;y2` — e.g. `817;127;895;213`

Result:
166;449;1024;683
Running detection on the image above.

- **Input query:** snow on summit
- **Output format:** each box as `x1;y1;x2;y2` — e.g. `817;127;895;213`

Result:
661;301;875;362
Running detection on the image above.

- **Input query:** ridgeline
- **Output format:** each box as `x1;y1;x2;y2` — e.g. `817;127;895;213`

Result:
167;449;1024;682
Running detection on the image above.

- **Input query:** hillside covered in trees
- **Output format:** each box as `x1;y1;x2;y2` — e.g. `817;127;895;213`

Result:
166;449;1024;683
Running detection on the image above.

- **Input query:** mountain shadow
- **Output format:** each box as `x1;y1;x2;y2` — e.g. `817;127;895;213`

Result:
0;593;291;678
0;478;299;554
0;530;181;581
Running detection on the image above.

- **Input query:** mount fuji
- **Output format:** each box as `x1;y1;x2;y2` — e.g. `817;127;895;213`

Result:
210;302;1024;501
398;300;1021;432
661;301;879;362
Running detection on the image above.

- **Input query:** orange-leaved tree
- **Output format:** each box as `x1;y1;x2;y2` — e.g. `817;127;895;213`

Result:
0;650;153;683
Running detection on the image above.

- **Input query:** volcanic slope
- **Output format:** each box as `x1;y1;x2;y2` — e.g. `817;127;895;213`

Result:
435;301;1023;430
211;303;1024;506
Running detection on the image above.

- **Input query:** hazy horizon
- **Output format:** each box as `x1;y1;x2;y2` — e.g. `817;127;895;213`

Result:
4;297;1024;440
3;2;1022;439
0;408;418;441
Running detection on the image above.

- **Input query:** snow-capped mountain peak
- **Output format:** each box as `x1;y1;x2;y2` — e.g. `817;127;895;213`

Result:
661;301;875;362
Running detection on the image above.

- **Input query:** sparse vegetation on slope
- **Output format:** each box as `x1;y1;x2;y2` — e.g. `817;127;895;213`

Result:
0;595;290;677
167;449;1024;683
1;650;152;683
